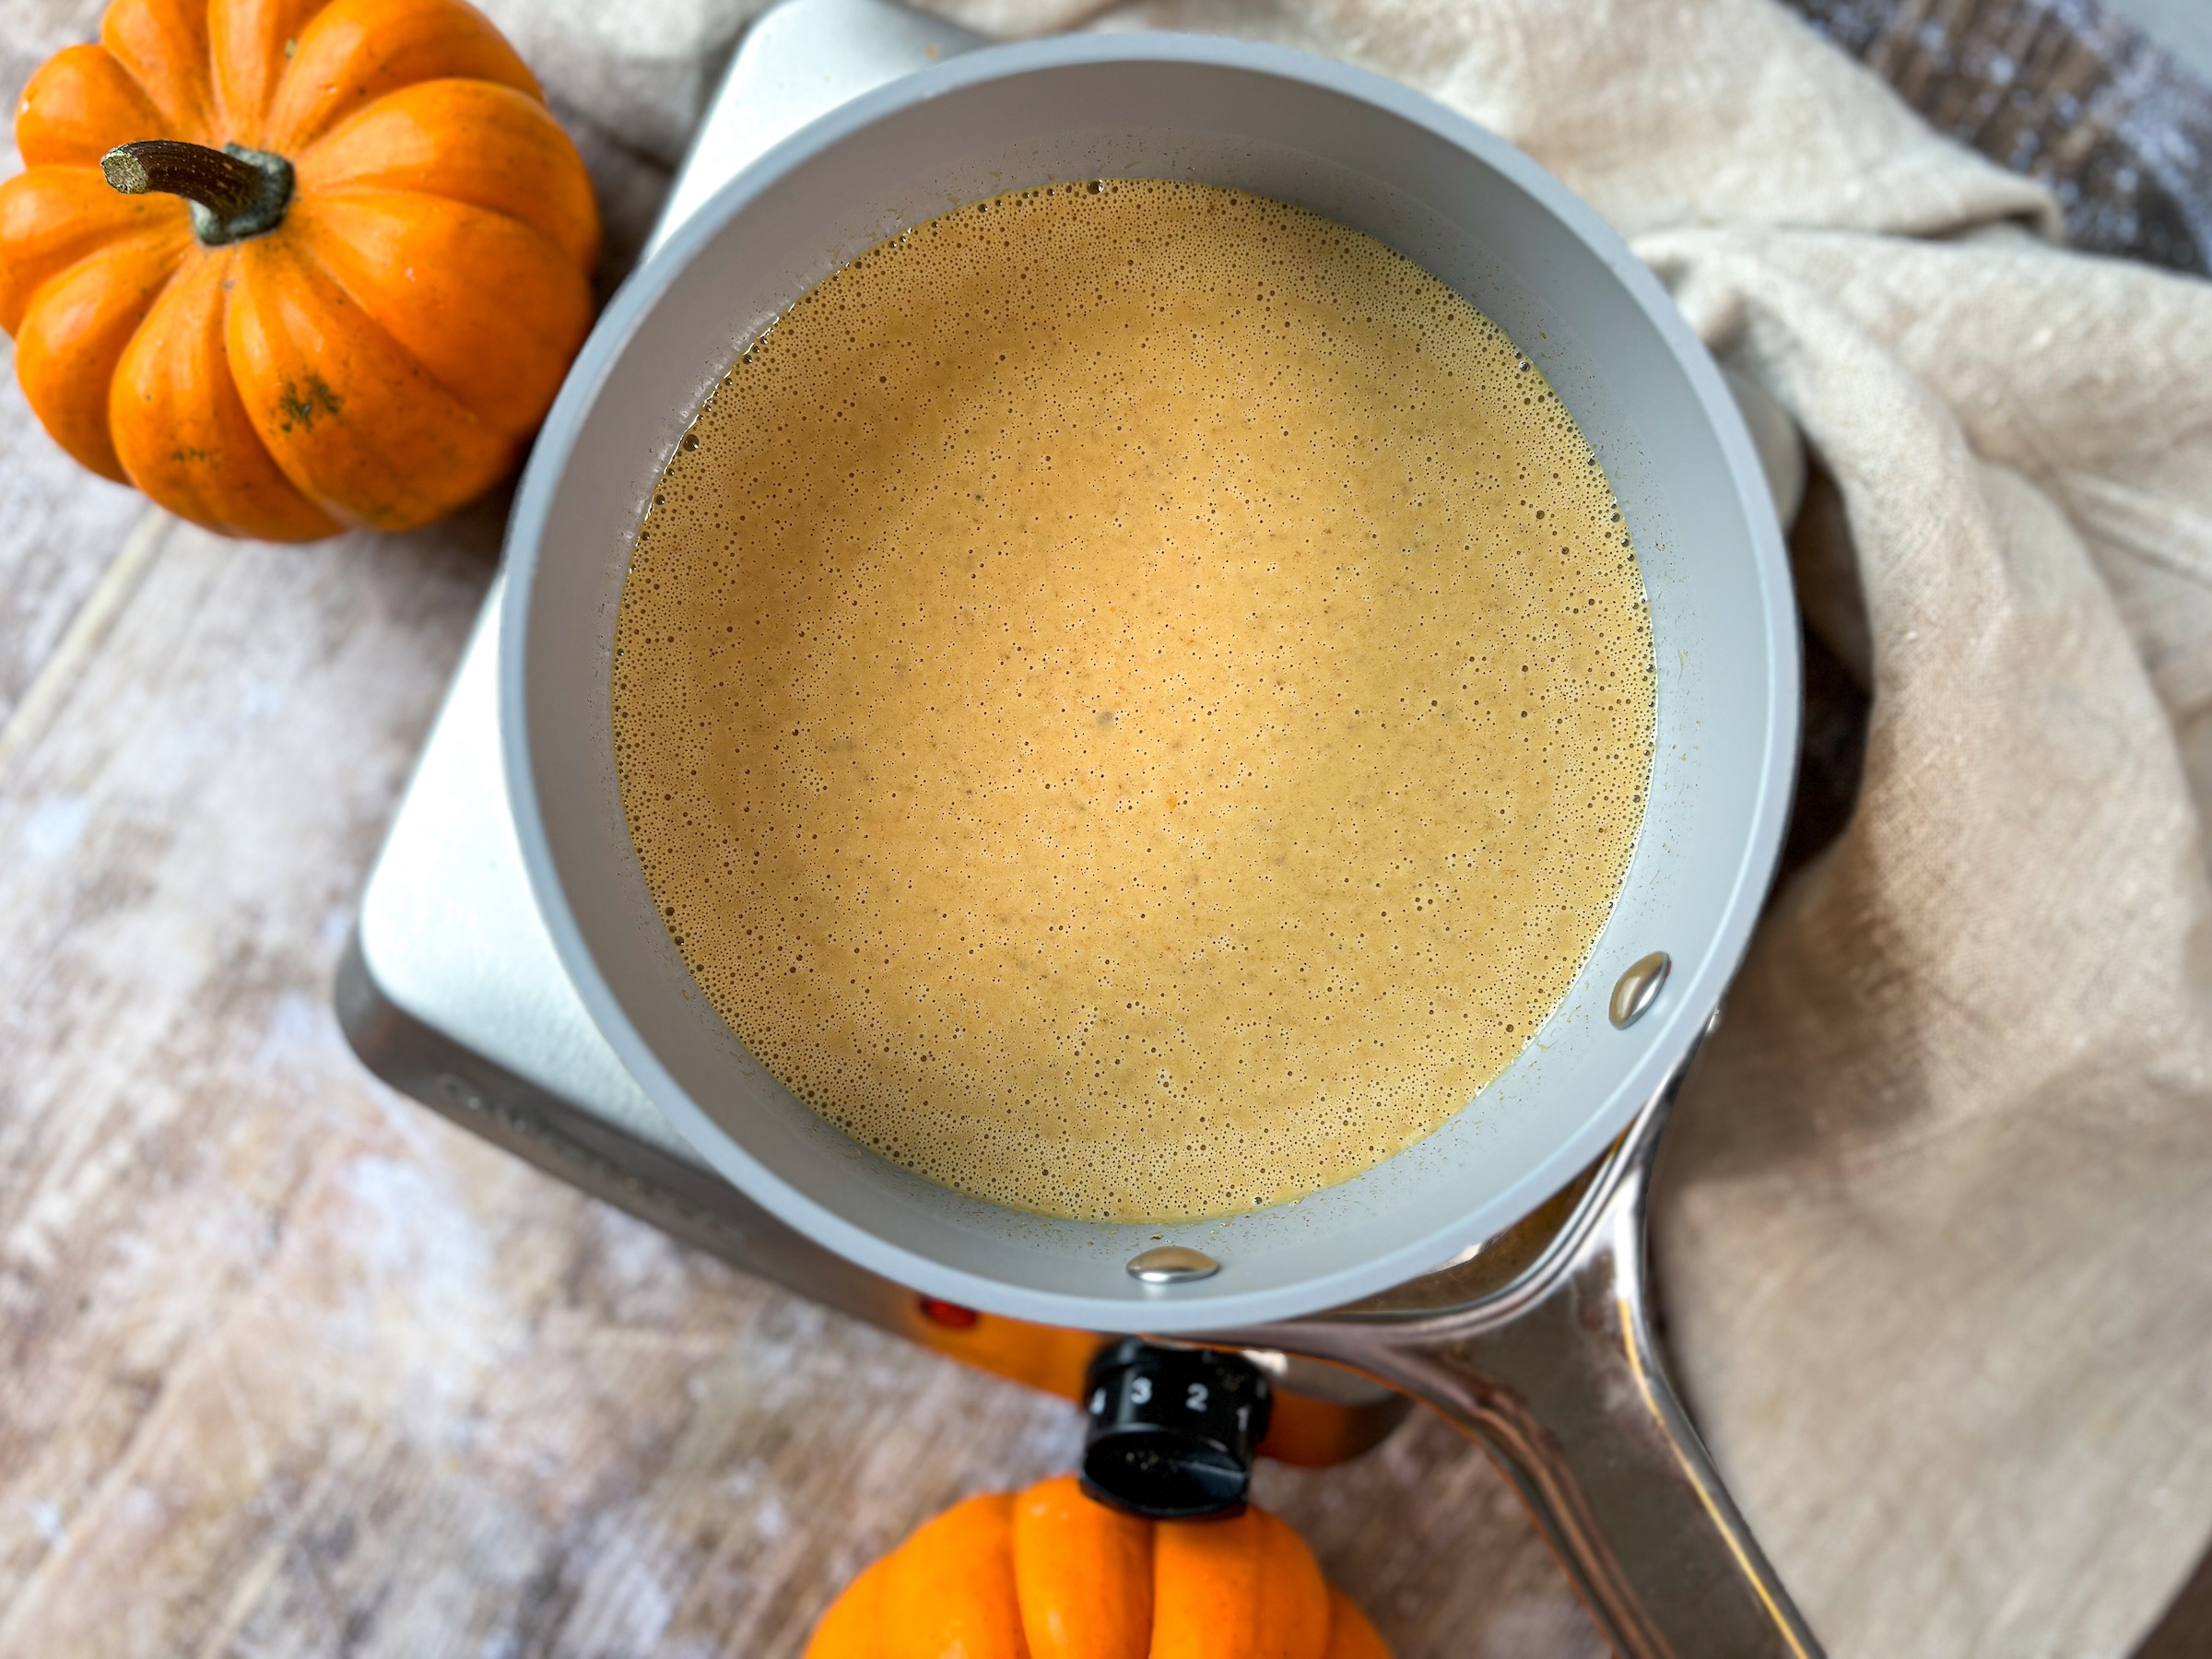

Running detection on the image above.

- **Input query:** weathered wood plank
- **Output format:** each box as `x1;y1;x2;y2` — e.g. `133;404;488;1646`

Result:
0;495;1594;1657
0;359;152;738
0;18;1587;1643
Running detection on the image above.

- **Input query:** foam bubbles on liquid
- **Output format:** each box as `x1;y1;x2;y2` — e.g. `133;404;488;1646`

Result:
613;181;1655;1223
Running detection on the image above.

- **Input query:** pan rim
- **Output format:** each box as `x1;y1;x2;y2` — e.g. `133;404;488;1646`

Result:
500;29;1799;1332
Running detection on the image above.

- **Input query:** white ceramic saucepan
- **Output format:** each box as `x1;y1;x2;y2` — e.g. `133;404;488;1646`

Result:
504;31;1814;1657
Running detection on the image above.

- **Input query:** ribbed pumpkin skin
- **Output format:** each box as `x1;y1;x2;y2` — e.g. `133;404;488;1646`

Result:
0;0;599;540
807;1475;1393;1658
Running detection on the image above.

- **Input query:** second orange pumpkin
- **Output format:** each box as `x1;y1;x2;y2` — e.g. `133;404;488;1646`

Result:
808;1474;1392;1659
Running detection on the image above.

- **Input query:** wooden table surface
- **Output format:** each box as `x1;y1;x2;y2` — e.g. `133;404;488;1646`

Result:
0;291;1610;1659
0;7;1607;1654
6;0;2211;1653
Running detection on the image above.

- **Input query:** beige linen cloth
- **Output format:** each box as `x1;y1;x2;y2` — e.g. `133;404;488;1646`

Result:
484;0;2212;1651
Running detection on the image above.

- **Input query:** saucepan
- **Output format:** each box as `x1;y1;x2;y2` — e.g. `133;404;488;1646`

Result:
502;31;1812;1657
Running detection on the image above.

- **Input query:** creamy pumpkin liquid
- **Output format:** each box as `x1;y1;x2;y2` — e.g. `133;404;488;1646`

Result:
615;181;1653;1222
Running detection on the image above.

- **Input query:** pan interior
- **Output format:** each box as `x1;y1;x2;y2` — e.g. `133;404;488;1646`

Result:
504;37;1794;1331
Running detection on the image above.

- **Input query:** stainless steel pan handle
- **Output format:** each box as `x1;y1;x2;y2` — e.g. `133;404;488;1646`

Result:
1222;1044;1824;1659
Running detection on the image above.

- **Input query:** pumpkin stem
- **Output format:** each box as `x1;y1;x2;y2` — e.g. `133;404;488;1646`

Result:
101;139;293;246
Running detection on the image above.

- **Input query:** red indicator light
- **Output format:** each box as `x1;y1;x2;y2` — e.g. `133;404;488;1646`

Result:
918;1296;980;1329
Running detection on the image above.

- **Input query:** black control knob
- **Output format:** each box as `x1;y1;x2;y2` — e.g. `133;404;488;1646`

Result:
1080;1337;1273;1520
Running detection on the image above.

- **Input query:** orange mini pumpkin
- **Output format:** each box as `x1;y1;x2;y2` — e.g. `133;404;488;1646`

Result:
0;0;600;540
808;1475;1392;1659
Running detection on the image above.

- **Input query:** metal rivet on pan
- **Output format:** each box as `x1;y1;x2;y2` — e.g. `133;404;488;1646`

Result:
1610;951;1671;1029
1126;1245;1220;1285
439;1073;487;1112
